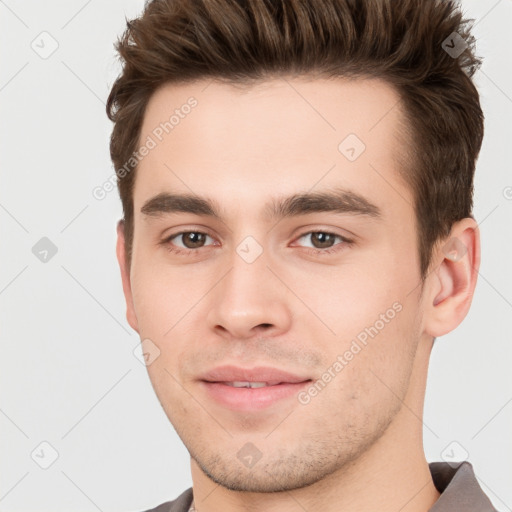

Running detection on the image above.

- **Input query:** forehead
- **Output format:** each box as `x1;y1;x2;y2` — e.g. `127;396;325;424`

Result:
134;76;412;218
140;76;405;149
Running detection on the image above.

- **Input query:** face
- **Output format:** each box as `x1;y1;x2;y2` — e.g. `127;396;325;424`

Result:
119;76;430;492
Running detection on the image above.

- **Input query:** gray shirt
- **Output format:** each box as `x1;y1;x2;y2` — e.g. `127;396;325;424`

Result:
142;461;498;512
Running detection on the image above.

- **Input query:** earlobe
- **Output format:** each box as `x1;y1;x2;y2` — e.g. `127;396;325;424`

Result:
424;218;480;338
116;220;139;333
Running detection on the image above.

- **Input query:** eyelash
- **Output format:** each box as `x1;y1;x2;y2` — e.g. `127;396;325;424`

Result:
161;229;353;257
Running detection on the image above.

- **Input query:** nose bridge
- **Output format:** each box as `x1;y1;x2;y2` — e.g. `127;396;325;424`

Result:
206;238;291;338
226;242;270;300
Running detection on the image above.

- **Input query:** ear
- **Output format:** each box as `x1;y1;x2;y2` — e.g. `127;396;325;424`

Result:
116;220;139;333
423;217;480;338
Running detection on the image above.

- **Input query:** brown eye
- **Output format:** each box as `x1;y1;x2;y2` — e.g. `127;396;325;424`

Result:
293;230;353;256
309;232;337;249
165;231;215;252
179;232;207;249
298;231;341;249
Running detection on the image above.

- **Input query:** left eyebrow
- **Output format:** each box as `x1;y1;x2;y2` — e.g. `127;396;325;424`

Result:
140;187;382;222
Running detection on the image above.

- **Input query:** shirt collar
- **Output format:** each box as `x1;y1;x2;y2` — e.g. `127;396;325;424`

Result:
428;461;497;511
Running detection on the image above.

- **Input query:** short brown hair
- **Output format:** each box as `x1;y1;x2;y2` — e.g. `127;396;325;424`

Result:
106;0;484;280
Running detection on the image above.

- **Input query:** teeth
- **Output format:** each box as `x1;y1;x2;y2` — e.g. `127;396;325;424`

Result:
225;381;268;388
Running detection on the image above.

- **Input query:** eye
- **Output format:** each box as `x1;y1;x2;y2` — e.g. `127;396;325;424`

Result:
161;229;353;257
163;230;216;255
294;230;352;255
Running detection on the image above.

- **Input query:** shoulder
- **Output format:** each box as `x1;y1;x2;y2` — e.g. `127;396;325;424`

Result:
141;487;193;512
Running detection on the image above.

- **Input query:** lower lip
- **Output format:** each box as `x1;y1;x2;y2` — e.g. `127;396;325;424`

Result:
200;381;311;411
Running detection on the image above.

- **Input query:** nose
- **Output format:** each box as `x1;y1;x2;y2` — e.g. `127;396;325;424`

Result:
206;248;293;341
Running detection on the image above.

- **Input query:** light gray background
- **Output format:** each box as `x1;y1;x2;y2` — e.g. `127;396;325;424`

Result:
0;1;511;511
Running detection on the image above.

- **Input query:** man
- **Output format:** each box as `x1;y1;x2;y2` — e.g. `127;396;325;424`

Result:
106;0;497;510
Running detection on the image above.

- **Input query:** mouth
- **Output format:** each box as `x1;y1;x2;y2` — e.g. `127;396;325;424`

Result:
213;381;300;389
198;366;312;411
200;381;312;411
220;381;284;388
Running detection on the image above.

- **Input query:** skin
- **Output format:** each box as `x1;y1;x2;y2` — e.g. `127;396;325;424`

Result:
116;76;480;512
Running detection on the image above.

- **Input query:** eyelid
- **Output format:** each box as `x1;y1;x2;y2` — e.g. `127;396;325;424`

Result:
162;225;217;241
291;223;358;241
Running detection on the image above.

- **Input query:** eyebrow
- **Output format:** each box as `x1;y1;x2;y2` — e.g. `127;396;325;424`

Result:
140;187;382;222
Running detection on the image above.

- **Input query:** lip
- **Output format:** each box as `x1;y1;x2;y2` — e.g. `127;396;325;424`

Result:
199;365;311;386
198;365;312;411
200;381;311;411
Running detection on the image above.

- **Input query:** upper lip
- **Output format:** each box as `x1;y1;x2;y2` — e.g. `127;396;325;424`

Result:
199;365;311;386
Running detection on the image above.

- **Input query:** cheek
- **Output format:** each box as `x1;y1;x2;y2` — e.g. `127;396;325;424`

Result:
318;271;421;405
129;262;209;380
130;257;193;334
295;263;408;345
